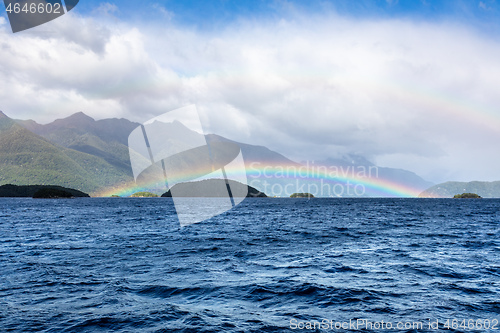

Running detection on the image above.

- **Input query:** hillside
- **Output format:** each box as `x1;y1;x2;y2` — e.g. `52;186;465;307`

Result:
0;112;133;194
419;181;500;198
17;112;138;176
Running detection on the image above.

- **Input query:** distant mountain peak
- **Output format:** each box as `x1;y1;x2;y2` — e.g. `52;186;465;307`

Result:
66;112;95;122
0;111;16;131
46;112;95;130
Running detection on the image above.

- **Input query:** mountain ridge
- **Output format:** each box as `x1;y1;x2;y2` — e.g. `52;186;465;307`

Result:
419;181;500;198
2;111;437;197
1;112;134;194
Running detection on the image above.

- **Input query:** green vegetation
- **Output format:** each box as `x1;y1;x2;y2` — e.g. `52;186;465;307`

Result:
453;193;482;199
130;192;159;197
0;114;134;195
420;181;500;198
290;193;315;198
110;195;121;197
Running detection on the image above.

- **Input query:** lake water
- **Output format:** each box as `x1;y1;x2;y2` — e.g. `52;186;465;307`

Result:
0;198;499;332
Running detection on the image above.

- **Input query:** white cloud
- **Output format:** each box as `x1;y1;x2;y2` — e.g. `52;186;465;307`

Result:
479;1;490;10
151;3;174;20
93;3;119;16
0;14;161;121
0;12;499;182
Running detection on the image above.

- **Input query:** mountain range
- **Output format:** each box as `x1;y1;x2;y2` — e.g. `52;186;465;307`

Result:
419;181;500;198
0;110;438;197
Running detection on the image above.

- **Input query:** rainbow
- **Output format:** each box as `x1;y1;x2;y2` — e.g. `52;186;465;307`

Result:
94;161;425;198
242;162;424;197
94;182;160;198
90;70;499;198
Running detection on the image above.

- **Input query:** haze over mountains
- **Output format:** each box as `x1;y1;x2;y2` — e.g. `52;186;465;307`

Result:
0;110;456;197
419;181;500;198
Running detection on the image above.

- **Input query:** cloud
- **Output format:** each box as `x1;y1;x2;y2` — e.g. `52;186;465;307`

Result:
93;3;119;16
0;11;499;181
479;1;490;10
0;13;161;121
151;3;174;20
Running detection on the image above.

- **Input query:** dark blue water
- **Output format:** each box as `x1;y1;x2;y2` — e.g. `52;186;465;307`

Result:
0;198;499;332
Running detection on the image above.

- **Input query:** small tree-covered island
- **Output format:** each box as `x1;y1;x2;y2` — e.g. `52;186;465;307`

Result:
130;192;159;198
290;193;315;198
453;193;482;198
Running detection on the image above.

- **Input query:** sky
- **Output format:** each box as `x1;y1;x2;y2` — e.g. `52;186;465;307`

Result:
1;0;500;183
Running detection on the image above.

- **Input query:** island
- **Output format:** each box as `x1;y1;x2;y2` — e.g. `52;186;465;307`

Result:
290;193;315;198
0;184;90;198
161;179;267;197
130;192;159;197
453;193;482;199
33;188;76;199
